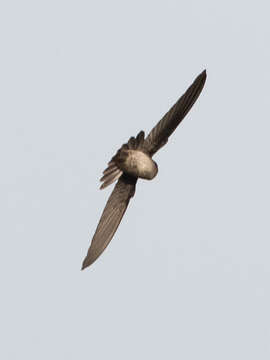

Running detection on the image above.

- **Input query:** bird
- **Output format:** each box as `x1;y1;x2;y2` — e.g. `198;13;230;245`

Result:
81;70;207;270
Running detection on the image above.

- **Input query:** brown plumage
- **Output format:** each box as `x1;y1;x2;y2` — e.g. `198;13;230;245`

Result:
81;70;207;270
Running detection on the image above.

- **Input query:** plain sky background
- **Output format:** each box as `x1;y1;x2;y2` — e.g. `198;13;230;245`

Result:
1;0;270;359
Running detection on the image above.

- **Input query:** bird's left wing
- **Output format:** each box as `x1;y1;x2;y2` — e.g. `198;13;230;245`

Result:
144;70;207;156
81;174;137;269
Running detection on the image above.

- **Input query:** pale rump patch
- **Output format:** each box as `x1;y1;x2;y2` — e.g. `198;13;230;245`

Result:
121;150;158;180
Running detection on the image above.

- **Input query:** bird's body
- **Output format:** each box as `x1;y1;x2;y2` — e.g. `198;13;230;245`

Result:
118;150;158;180
81;70;207;270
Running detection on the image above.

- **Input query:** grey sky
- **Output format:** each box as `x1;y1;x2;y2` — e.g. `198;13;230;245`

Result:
1;0;270;359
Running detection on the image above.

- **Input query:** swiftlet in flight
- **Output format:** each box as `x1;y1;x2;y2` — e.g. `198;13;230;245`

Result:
81;70;207;270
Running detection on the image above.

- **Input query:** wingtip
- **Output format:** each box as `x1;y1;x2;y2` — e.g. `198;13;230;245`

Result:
196;69;207;86
81;259;89;271
81;259;86;270
201;69;207;77
81;251;97;270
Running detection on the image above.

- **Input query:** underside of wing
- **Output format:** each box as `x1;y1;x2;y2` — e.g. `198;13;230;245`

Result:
81;174;137;269
144;70;207;155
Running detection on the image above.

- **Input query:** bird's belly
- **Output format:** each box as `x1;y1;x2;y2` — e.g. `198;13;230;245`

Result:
121;150;158;180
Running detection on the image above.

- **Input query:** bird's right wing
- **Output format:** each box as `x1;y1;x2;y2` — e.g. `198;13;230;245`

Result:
144;70;207;156
81;174;137;269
